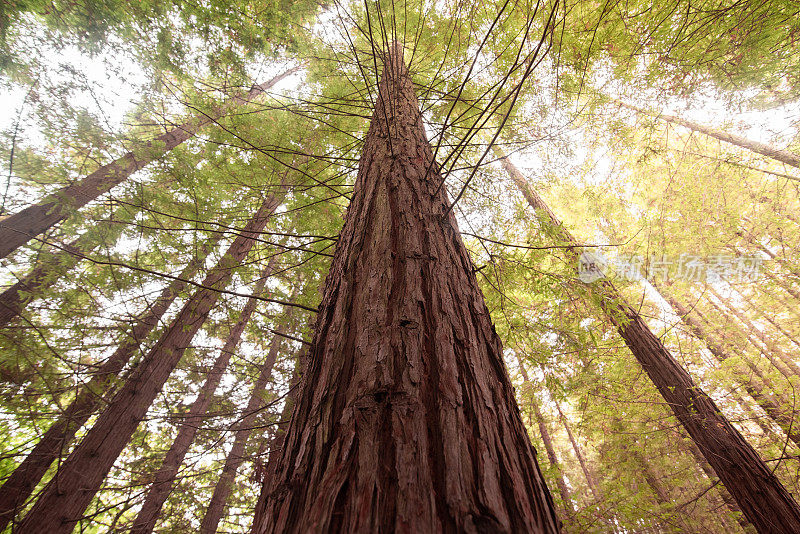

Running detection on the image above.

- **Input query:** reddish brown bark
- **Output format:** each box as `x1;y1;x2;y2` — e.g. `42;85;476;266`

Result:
129;259;276;534
16;196;279;534
496;152;800;532
251;43;560;534
616;100;800;169
199;320;289;534
0;240;214;531
0;67;297;260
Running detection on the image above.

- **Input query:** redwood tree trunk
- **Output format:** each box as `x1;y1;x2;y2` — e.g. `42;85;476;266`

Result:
251;43;560;534
16;196;279;534
199;320;289;534
0;239;215;532
0;67;297;260
496;151;800;532
129;259;276;534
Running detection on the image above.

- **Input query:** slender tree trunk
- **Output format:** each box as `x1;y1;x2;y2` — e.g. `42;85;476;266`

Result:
0;209;127;329
251;43;560;534
0;67;298;260
706;285;800;379
529;394;575;520
199;318;290;534
495;150;800;531
651;419;748;532
514;359;574;519
129;259;276;534
659;287;800;447
0;237;216;532
16;195;280;534
728;243;800;302
631;447;670;505
553;400;601;503
615;100;800;169
255;349;305;487
734;288;800;351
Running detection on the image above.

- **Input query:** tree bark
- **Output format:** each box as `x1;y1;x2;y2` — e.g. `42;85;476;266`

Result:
251;43;560;534
495;151;800;532
199;319;290;534
16;195;280;534
616;100;800;169
129;258;276;534
0;67;298;260
0;238;215;532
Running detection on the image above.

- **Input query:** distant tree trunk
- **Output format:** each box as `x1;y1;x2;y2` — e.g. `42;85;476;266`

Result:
706;285;800;379
631;447;670;505
251;43;560;534
495;150;800;532
651;419;748;532
733;287;800;350
514;358;574;519
253;349;304;490
530;394;575;520
615;100;800;169
0;237;216;532
16;195;280;534
0;208;127;330
199;318;291;534
553;400;601;503
659;286;800;447
129;259;276;534
0;67;298;260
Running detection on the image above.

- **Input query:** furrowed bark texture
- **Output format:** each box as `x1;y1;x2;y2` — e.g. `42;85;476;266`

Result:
16;196;279;534
199;321;289;534
496;151;800;532
0;67;297;260
0;243;212;532
252;43;560;534
130;259;276;534
616;100;800;169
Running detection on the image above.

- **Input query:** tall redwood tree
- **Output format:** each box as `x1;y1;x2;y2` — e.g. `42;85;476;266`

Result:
495;150;800;532
251;42;560;534
0;239;214;531
0;68;297;260
16;195;280;534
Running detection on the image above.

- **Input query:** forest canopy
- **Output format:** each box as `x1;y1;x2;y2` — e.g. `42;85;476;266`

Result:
0;0;799;532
